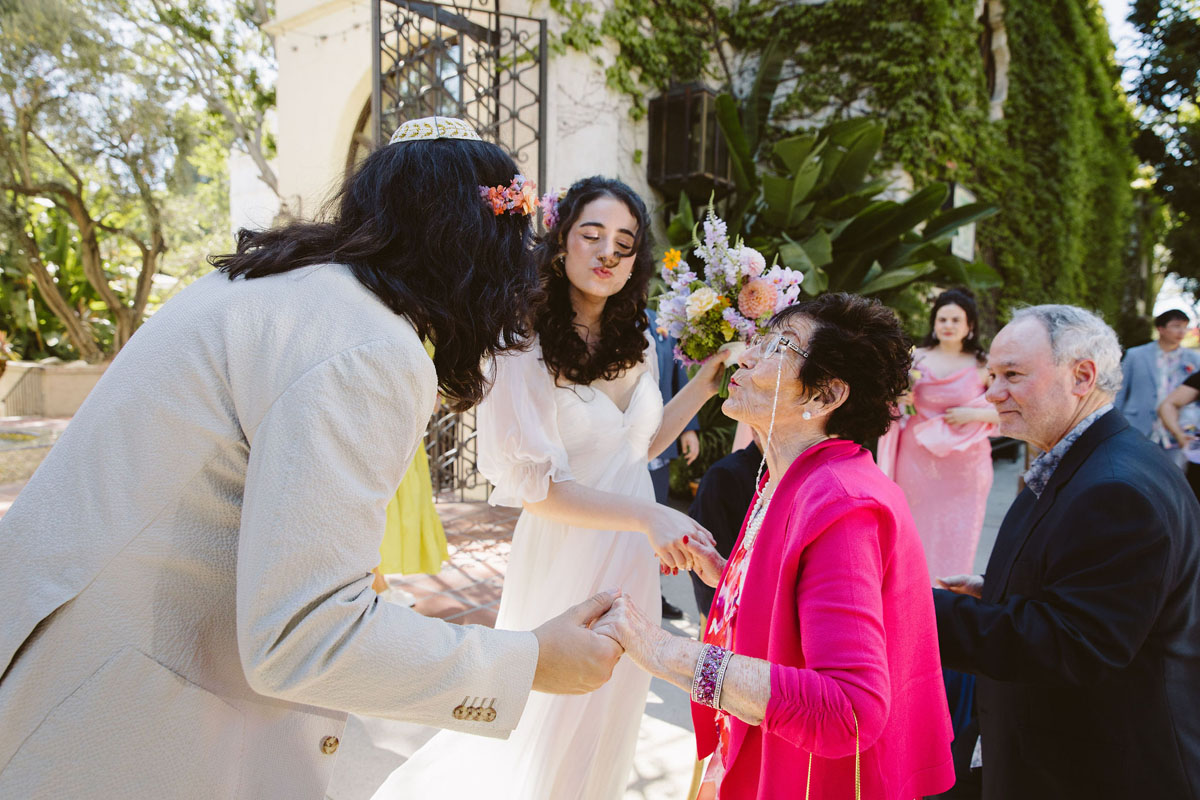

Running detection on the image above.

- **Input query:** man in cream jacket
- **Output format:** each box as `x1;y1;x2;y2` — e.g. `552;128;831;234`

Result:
0;122;622;799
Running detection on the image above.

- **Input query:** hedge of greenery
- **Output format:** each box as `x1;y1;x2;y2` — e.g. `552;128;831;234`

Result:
552;0;1143;341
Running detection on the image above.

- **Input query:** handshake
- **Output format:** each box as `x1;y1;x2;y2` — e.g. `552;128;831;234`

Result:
529;518;726;697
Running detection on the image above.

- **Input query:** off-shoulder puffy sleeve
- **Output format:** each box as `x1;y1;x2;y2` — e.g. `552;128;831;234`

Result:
476;343;574;506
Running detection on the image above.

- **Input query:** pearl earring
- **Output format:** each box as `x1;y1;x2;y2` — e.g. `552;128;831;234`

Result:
802;411;812;420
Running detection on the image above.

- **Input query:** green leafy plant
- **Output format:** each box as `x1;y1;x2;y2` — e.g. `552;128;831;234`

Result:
666;111;1002;301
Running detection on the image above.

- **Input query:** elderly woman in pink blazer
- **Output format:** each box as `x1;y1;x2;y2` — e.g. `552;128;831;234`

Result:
594;293;955;799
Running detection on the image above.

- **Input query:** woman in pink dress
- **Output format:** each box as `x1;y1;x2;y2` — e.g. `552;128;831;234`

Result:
879;288;999;581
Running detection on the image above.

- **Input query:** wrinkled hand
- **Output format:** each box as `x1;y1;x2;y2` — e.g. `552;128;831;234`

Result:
683;538;727;588
936;574;984;599
944;407;978;426
679;430;701;465
590;594;667;673
532;590;625;694
643;504;715;571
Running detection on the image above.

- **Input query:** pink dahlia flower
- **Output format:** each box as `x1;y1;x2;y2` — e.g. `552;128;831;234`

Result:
737;278;778;320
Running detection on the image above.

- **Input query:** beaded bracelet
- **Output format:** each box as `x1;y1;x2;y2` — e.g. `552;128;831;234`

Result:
691;643;734;709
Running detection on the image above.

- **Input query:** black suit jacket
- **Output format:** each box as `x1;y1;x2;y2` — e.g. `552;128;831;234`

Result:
687;442;760;616
935;410;1200;799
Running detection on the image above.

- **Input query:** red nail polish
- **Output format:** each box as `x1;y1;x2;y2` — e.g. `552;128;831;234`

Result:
683;535;689;544
673;567;679;575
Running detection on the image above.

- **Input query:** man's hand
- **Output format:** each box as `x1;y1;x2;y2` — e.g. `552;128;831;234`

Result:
679;430;700;465
531;590;624;694
936;574;984;599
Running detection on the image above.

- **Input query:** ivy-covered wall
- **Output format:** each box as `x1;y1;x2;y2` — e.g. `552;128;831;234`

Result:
554;0;1141;340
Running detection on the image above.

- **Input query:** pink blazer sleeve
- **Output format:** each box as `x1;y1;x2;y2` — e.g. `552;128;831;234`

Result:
761;501;892;758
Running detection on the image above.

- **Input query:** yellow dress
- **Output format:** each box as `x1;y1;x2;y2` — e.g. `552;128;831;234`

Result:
378;340;448;576
378;443;448;575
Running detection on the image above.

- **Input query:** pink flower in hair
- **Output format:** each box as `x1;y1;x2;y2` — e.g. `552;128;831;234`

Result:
510;176;539;216
541;187;567;229
478;174;539;217
483;186;508;216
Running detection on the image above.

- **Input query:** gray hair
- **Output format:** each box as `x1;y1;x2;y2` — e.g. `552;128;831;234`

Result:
1009;305;1123;395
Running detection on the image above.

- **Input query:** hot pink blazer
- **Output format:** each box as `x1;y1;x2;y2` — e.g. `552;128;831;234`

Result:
692;439;955;800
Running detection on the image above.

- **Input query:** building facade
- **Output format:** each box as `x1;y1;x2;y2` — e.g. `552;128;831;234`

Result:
267;0;652;220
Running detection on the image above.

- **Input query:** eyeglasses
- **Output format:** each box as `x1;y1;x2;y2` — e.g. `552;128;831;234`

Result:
749;332;810;359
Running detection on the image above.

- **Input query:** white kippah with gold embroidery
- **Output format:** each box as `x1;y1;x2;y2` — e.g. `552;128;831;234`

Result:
389;116;482;144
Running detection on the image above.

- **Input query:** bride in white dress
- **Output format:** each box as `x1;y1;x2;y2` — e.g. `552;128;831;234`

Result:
371;177;727;799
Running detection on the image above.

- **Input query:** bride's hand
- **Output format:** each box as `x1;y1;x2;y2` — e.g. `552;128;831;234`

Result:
684;538;726;587
641;505;715;570
693;350;731;396
590;594;666;673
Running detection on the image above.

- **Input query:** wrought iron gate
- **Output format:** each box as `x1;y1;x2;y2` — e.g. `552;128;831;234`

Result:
373;0;546;498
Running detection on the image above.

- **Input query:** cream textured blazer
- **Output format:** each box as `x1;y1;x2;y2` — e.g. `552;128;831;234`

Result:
0;264;539;799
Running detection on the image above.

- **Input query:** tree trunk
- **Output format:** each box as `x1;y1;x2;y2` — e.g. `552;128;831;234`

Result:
13;224;104;362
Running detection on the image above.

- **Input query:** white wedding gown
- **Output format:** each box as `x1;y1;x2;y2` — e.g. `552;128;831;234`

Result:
371;339;663;800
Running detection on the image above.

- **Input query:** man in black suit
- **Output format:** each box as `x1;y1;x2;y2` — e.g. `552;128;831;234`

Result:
934;304;1200;799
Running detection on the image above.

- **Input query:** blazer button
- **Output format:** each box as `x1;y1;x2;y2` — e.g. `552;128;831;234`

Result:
320;735;340;755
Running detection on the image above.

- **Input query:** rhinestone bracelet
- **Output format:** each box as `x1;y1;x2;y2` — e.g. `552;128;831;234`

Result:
691;643;734;709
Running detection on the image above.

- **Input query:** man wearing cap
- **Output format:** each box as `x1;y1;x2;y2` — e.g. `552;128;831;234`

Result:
0;119;622;799
1115;308;1200;466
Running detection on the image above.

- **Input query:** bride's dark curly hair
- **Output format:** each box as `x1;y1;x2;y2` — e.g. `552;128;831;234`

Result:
532;176;654;385
207;138;538;411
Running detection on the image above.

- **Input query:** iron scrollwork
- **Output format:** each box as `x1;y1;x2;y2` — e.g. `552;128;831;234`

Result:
373;0;546;498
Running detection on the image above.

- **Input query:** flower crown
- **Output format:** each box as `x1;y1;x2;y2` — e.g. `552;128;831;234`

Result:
479;174;539;217
540;187;569;229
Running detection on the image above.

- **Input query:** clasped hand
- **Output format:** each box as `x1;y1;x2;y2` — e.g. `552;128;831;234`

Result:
589;592;666;674
651;524;726;588
943;406;979;426
644;505;716;571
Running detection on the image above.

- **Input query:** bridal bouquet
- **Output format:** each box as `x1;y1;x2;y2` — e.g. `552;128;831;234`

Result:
654;208;805;394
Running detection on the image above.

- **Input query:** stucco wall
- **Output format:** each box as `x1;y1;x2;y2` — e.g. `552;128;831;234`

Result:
270;0;659;222
270;0;375;217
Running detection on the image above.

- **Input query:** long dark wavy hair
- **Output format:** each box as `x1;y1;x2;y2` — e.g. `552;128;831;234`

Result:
773;293;913;442
532;176;654;385
208;138;538;411
920;287;986;363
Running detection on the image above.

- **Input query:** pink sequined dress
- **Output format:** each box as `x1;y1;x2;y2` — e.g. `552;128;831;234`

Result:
882;364;995;580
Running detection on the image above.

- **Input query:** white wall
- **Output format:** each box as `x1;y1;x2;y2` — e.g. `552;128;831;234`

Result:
269;0;374;218
229;148;281;232
269;0;653;221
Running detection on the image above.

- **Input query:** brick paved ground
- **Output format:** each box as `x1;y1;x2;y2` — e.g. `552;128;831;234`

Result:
386;501;518;626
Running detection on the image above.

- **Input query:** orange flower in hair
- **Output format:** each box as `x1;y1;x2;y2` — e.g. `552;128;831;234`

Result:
478;174;540;217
